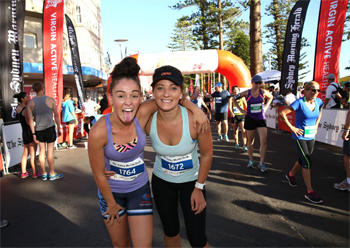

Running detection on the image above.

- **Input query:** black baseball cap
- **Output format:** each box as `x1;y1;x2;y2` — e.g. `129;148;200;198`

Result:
151;65;183;87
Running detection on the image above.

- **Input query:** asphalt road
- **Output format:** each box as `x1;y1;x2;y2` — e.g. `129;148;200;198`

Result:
1;123;349;247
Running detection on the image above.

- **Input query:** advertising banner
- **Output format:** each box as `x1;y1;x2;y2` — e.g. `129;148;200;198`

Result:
313;0;348;101
2;123;24;169
280;0;310;96
315;109;346;148
0;0;26;122
43;0;64;113
65;14;85;109
137;50;219;76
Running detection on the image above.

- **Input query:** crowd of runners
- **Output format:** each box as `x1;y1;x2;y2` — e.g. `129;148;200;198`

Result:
8;57;349;247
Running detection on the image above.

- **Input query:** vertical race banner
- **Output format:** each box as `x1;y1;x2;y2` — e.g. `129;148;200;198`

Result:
0;0;26;122
43;0;64;113
65;14;85;109
313;0;348;101
280;0;310;96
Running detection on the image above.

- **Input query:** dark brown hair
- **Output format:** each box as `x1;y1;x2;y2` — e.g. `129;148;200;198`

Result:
109;57;141;94
32;81;43;93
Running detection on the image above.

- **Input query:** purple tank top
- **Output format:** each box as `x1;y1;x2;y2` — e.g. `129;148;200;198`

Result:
104;114;148;193
246;89;265;120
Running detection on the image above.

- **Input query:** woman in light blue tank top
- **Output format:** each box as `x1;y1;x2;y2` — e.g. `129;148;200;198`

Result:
88;58;209;248
145;65;213;248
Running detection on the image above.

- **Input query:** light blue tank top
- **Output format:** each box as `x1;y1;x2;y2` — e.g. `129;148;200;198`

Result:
149;106;199;183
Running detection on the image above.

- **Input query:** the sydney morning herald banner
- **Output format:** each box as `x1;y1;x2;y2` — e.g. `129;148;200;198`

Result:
280;0;310;96
0;0;25;122
65;14;85;109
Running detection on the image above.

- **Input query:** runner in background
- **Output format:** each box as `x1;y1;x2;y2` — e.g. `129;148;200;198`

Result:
14;92;41;179
229;86;247;152
334;94;350;191
279;81;324;204
211;82;231;141
62;93;77;149
231;75;273;172
190;86;210;114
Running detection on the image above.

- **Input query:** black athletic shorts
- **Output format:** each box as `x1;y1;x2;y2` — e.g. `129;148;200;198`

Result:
215;112;228;121
151;174;207;248
66;119;75;125
22;128;34;145
293;139;315;169
244;115;266;130
231;115;245;124
35;126;56;143
343;139;350;157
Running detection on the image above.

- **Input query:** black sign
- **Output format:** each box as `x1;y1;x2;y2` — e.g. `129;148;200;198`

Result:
280;0;310;96
65;14;85;109
0;0;26;122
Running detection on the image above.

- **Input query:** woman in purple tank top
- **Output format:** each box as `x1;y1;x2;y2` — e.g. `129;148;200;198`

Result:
231;75;273;173
88;57;208;248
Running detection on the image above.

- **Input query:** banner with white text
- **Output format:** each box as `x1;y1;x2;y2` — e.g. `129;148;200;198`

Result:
65;14;85;109
280;0;310;96
43;0;64;113
313;0;348;101
0;0;26;122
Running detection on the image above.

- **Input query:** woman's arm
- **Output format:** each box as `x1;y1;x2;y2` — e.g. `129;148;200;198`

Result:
137;98;209;133
189;113;213;215
263;89;273;112
88;119;124;226
228;98;235;117
279;106;303;137
231;91;248;115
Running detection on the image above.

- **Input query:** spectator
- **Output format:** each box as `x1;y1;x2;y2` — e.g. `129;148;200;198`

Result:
82;93;100;117
99;94;108;114
62;93;77;149
26;81;63;181
284;89;297;106
324;74;342;109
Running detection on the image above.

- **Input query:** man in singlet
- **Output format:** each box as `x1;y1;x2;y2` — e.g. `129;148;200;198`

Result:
27;82;63;181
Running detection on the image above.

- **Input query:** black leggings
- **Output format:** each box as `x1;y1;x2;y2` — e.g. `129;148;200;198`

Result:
151;174;207;248
293;139;315;169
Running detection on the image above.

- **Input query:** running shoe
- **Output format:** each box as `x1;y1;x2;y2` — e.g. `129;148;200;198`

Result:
49;173;63;181
67;145;77;149
285;174;297;187
217;135;222;141
247;160;254;168
242;146;248;152
305;191;323;204
32;172;43;179
235;144;239;149
42;173;48;181
258;162;267;172
0;220;9;228
224;135;229;142
21;171;32;179
334;179;350;191
61;142;68;148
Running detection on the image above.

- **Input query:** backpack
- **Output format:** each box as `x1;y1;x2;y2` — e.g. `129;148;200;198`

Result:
330;83;345;105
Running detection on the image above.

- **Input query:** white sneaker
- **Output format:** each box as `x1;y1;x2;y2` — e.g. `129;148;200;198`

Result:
67;145;77;149
334;179;350;191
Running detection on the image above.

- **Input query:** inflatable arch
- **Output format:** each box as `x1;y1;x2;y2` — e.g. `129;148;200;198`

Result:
105;50;251;114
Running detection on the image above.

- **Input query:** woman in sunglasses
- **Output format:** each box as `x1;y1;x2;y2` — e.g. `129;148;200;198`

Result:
279;81;323;204
231;75;273;173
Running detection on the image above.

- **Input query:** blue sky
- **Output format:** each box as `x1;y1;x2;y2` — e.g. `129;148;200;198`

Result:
100;0;349;82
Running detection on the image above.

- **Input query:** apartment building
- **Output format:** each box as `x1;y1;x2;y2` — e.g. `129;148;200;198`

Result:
23;0;109;101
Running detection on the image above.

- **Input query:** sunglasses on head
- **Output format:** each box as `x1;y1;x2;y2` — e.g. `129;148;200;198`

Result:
310;89;321;93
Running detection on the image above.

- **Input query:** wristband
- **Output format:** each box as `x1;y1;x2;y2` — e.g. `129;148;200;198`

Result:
195;182;206;190
344;129;350;132
32;133;36;135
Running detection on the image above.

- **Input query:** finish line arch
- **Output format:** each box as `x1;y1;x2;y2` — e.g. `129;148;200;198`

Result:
105;50;251;113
